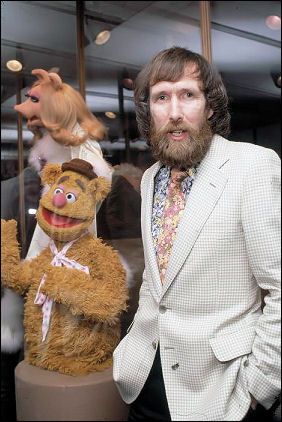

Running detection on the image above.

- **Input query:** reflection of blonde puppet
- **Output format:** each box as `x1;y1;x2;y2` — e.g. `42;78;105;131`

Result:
14;69;112;259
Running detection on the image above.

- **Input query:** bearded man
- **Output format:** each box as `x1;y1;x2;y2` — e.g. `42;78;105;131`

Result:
113;47;281;421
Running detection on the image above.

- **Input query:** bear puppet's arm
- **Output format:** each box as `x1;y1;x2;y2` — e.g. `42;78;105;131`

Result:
40;242;128;325
1;219;34;295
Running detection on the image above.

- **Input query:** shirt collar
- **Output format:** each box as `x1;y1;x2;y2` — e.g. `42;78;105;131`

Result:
155;164;198;194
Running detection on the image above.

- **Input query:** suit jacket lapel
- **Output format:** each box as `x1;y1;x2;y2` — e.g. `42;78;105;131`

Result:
162;135;230;296
142;135;231;299
142;162;163;300
162;164;228;295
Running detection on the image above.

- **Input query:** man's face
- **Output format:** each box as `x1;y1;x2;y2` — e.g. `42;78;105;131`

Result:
149;65;214;169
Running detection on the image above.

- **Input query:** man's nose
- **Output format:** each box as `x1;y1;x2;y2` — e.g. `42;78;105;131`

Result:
168;98;184;123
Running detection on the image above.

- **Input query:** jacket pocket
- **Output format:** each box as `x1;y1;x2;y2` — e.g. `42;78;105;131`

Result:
209;325;256;362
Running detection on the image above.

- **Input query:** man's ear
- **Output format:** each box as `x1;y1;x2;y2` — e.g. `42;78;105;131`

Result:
41;164;63;186
88;177;111;203
207;108;214;119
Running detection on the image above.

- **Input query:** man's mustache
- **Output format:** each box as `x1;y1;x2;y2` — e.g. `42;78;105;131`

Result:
155;122;196;137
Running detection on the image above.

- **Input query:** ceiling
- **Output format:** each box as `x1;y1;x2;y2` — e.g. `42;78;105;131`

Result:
1;0;281;158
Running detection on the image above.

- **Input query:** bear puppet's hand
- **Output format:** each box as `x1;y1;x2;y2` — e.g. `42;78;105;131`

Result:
1;219;19;263
1;219;22;292
1;219;18;244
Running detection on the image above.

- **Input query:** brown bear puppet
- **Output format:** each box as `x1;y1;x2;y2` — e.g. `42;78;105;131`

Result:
1;158;128;376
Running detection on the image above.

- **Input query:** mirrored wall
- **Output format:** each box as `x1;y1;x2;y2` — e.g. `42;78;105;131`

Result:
1;0;281;333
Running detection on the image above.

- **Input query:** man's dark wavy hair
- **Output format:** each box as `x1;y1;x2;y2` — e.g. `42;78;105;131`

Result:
134;47;231;144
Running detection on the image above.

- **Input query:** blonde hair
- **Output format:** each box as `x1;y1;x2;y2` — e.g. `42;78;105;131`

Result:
30;69;107;146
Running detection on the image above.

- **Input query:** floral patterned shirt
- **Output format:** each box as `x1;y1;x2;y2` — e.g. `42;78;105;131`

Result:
152;165;197;255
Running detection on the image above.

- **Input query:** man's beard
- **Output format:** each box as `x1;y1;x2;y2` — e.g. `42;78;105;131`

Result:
150;119;213;169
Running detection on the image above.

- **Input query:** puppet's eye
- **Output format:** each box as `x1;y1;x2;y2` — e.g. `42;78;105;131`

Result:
54;188;64;195
25;94;39;103
30;96;39;103
66;192;77;203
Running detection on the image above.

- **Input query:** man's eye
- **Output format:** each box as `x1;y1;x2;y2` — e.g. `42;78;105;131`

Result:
158;95;167;101
185;92;193;98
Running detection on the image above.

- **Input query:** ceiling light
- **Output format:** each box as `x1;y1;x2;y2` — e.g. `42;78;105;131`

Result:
95;30;111;45
265;15;281;30
6;60;23;72
105;111;116;119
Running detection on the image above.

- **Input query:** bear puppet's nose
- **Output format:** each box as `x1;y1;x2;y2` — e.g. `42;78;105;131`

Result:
52;192;66;208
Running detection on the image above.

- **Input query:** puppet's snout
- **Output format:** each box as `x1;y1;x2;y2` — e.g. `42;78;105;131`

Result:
14;103;22;112
14;102;28;117
52;192;67;208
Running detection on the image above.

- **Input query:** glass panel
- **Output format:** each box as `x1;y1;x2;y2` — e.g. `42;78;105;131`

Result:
4;1;279;345
1;2;79;419
83;1;202;335
210;1;281;155
1;0;79;258
1;1;203;339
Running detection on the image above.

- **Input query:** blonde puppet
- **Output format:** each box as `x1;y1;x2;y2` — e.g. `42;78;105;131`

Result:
14;69;113;259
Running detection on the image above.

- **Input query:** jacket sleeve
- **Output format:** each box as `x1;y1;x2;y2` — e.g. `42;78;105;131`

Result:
241;148;281;409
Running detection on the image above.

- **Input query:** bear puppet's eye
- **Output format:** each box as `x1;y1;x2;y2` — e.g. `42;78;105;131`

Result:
54;187;64;195
65;192;77;203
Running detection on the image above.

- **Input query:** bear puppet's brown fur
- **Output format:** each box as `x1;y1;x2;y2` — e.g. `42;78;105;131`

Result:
1;158;128;376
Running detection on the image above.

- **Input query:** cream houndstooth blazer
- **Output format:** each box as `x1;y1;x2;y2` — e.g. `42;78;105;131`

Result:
113;135;281;421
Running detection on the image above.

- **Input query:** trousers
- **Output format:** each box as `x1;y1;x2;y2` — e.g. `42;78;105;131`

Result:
128;346;280;422
128;345;171;421
1;351;21;422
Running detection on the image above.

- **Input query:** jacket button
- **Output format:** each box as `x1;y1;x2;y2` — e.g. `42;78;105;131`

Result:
159;305;167;313
171;363;179;370
152;340;158;350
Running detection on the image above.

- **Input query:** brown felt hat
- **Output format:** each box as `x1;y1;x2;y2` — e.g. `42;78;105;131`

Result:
61;158;97;180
